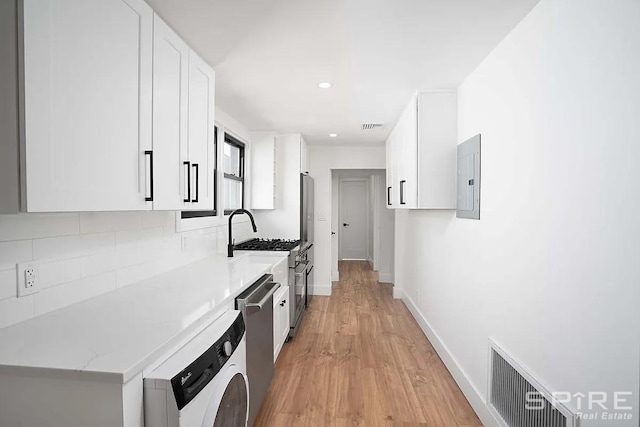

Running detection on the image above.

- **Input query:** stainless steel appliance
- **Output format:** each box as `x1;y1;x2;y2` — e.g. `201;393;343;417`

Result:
232;174;315;341
300;173;314;246
235;275;280;427
297;172;315;323
288;243;309;337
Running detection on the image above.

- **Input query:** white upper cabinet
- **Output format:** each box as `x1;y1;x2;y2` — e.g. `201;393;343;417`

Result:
152;15;189;210
19;0;154;212
187;51;216;211
152;15;215;211
385;125;399;207
250;133;276;210
385;91;457;209
0;1;217;213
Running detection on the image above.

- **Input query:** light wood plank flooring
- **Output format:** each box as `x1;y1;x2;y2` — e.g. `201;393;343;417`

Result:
253;261;482;427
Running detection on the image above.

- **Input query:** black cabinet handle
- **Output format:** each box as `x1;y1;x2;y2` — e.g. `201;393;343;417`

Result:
192;163;199;203
183;161;191;203
387;186;392;206
400;180;406;205
280;300;286;307
145;150;154;202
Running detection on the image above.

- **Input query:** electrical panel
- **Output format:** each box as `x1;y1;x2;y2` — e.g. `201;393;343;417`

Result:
457;134;481;219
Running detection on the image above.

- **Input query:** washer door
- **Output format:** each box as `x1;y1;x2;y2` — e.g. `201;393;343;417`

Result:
201;364;249;427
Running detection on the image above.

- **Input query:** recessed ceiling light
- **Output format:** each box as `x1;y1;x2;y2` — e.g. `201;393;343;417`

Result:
329;133;338;138
318;82;333;89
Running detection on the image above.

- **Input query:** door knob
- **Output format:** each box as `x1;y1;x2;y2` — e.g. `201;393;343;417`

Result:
343;223;349;227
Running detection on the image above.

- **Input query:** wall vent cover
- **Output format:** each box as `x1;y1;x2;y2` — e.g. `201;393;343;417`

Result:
361;123;383;130
488;340;576;427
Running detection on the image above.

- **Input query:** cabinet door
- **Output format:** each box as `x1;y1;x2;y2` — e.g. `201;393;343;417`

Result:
279;288;290;348
22;0;153;212
152;15;189;210
187;51;216;210
385;126;398;208
273;285;290;362
397;95;418;208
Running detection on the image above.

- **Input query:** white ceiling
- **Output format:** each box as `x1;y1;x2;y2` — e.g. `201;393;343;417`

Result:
147;0;539;145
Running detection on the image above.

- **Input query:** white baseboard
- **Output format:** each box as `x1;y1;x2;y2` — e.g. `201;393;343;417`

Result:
379;273;393;283
401;293;499;427
392;286;404;299
310;284;332;296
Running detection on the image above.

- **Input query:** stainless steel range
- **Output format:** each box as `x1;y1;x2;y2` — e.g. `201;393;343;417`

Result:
233;173;315;339
233;238;312;338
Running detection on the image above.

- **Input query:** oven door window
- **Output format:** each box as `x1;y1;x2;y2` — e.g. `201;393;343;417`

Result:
295;263;306;308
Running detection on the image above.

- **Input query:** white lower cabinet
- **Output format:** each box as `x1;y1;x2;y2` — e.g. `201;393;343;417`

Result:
273;284;290;362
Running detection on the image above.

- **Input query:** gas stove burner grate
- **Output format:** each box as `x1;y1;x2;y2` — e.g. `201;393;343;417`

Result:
234;238;299;252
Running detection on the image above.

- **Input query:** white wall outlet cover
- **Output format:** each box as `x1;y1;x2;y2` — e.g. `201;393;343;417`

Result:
16;261;40;297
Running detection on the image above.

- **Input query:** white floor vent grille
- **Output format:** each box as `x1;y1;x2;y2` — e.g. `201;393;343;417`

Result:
488;340;576;427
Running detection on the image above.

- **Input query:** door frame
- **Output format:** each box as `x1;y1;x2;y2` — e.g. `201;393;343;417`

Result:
338;178;370;261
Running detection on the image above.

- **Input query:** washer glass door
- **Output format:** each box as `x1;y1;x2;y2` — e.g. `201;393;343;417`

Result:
201;365;249;427
212;373;247;427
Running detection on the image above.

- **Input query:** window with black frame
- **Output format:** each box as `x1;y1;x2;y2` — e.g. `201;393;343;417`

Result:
223;134;245;214
181;126;218;219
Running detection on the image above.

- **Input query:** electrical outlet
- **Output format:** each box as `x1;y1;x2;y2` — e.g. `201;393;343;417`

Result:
181;235;189;251
17;262;40;297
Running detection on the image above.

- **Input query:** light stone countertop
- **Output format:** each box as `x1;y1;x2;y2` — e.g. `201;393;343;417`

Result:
0;252;288;384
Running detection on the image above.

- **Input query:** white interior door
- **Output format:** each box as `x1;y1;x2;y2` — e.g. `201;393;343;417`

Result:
339;180;369;260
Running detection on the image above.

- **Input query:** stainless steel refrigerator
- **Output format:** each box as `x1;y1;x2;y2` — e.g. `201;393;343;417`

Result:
300;173;314;308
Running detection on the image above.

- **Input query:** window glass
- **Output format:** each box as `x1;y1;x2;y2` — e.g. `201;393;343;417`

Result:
223;142;242;177
223;135;245;214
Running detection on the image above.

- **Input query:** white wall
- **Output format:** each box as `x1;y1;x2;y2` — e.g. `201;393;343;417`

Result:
395;0;640;425
0;108;256;329
308;145;385;295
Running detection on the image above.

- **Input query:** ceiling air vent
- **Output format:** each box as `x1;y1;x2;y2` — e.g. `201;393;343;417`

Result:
361;123;383;130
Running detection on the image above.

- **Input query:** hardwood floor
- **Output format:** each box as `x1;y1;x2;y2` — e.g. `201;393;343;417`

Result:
253;261;482;427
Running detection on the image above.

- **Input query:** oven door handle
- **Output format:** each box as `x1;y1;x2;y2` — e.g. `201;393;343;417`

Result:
246;282;280;313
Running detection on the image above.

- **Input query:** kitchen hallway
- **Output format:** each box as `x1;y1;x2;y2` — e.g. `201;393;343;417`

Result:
254;261;482;426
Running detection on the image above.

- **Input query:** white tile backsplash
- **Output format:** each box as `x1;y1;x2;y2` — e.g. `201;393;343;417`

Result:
0;212;245;329
33;232;116;261
0;214;79;242
39;258;82;289
0;295;34;329
115;227;164;246
142;211;174;229
0;240;33;270
34;272;117;316
0;269;17;301
80;251;117;278
79;212;143;234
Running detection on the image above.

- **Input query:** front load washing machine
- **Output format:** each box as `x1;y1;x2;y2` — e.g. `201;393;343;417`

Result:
144;310;248;427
